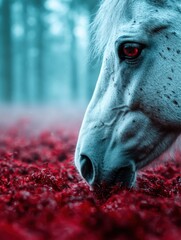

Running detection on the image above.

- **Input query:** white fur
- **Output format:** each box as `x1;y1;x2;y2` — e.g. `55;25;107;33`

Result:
75;0;181;186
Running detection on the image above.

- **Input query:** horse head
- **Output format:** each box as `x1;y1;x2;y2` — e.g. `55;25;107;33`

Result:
75;0;181;187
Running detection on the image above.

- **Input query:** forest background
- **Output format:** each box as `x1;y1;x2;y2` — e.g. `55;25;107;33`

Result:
0;0;100;107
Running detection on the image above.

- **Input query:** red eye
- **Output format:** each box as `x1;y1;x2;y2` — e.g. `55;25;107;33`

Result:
118;43;143;60
123;46;139;57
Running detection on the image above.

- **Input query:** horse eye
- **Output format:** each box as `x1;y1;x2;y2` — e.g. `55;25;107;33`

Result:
118;43;143;60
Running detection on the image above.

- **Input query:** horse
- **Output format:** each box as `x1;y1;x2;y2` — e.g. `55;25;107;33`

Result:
74;0;181;187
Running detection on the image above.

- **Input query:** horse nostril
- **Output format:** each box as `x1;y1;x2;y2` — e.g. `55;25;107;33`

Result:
80;155;95;185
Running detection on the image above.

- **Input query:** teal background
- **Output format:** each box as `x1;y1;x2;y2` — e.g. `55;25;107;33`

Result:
0;0;100;107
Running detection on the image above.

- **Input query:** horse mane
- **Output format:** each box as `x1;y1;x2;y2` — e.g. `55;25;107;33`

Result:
91;0;180;58
91;0;123;58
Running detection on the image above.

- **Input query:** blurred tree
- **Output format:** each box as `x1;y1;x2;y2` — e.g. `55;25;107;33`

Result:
68;1;78;100
2;0;13;102
21;0;29;102
74;0;100;100
33;0;46;103
75;0;98;15
0;1;3;101
62;0;100;101
0;0;100;105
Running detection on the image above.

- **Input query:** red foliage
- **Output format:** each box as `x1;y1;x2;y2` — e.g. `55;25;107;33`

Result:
0;122;181;240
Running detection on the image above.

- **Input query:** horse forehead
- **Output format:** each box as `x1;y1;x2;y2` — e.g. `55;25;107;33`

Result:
115;7;179;37
124;0;179;17
119;0;179;26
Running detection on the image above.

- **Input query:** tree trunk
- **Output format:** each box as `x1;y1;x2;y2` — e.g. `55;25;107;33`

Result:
1;0;13;102
21;0;29;103
36;0;45;103
31;0;45;103
0;2;3;101
69;13;78;100
69;3;78;101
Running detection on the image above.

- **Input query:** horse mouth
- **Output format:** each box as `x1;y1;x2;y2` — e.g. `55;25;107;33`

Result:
99;163;137;188
115;169;136;187
92;170;136;192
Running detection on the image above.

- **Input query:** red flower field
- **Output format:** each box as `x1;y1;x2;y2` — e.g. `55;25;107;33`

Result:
0;119;181;240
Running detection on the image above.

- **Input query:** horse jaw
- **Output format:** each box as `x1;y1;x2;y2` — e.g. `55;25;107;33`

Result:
150;133;181;166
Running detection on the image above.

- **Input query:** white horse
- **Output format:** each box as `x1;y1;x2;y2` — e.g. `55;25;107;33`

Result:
75;0;181;187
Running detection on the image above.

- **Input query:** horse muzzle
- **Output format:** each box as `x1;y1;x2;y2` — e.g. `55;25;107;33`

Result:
74;108;178;188
78;152;136;187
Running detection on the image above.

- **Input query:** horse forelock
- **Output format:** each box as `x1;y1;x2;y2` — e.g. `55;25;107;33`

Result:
91;0;181;58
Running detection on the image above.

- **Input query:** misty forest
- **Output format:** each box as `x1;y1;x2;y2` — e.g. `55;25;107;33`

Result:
0;0;100;106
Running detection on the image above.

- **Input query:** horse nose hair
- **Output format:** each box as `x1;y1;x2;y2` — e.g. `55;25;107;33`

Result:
80;155;96;185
